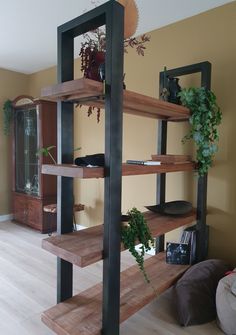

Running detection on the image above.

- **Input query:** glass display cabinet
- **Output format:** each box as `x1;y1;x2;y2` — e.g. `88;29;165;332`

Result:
15;107;39;196
12;96;57;233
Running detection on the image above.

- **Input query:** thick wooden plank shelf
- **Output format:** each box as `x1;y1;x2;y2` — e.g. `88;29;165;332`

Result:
42;252;190;335
41;78;190;121
42;164;104;178
42;210;196;267
42;162;195;179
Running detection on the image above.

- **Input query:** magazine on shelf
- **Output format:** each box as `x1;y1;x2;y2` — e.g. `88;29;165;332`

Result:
166;226;197;265
126;160;161;166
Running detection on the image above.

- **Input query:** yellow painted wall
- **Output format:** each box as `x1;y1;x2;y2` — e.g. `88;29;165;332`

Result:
0;68;29;215
3;2;236;263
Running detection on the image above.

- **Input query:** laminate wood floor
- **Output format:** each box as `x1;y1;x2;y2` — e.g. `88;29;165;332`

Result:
0;221;223;335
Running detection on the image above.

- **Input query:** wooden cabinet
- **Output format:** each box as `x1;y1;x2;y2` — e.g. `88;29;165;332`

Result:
13;192;28;224
12;96;57;233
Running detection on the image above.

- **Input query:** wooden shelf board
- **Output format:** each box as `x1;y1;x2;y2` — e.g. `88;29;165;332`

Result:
41;78;190;121
42;210;196;267
42;252;190;335
122;162;195;176
42;164;104;178
42;162;195;179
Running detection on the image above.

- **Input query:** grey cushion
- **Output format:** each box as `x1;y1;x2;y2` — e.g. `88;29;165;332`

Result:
216;270;236;335
175;259;230;326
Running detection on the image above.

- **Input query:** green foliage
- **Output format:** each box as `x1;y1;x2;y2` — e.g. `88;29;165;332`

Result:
36;146;56;164
37;146;81;164
121;207;154;283
178;87;222;176
2;100;13;135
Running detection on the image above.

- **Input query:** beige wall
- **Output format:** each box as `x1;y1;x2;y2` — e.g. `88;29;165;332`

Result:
0;68;29;215
1;2;235;263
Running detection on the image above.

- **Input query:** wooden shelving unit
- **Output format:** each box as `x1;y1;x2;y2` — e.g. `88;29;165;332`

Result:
42;161;195;179
41;77;190;121
42;252;190;335
40;2;210;334
42;210;196;267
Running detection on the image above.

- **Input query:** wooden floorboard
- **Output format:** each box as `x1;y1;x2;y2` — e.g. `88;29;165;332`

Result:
0;220;223;335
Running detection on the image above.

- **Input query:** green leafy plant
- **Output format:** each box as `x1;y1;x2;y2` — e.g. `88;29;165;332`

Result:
36;146;57;164
178;87;222;176
2;99;13;135
121;207;154;283
36;146;81;164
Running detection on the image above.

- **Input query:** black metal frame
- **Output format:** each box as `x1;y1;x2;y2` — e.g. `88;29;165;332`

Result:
157;61;211;261
56;1;124;335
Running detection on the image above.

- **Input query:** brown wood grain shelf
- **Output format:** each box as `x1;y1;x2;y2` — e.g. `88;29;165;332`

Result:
42;252;190;335
42;164;104;178
41;78;190;121
42;162;195;179
42;210;196;267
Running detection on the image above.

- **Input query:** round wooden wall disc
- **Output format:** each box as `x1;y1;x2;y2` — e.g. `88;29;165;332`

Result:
117;0;139;38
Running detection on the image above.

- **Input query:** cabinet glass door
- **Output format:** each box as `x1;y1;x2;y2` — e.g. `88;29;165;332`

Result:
15;108;40;196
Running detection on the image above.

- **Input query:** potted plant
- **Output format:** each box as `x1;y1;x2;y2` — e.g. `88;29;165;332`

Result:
80;29;150;82
178;87;222;176
121;207;154;283
36;146;81;164
78;30;150;123
37;145;57;164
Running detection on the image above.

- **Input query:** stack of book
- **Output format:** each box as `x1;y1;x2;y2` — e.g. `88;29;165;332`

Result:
151;154;192;164
126;155;192;166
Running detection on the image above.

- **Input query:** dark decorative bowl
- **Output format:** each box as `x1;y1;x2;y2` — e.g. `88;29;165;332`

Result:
145;201;192;216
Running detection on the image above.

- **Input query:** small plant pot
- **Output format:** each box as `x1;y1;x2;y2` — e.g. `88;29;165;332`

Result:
121;214;130;228
84;50;105;82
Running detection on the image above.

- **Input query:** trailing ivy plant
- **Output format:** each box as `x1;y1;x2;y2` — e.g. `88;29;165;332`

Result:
178;87;222;176
2;99;13;135
121;207;154;283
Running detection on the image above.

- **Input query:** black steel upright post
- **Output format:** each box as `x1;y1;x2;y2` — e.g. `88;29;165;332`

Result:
196;62;211;262
156;70;168;252
157;62;211;261
57;28;74;303
55;1;124;333
102;3;124;335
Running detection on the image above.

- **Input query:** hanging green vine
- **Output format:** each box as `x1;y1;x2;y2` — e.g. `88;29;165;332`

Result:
178;87;222;176
121;207;154;283
2;99;13;135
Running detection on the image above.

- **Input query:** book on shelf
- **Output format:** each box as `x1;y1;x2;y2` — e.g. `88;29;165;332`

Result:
126;160;161;166
180;230;192;244
151;154;192;164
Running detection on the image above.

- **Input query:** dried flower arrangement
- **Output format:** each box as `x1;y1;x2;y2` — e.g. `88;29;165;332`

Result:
78;28;150;122
77;1;150;122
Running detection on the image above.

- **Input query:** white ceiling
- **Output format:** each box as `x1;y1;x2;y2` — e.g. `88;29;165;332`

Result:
0;0;233;74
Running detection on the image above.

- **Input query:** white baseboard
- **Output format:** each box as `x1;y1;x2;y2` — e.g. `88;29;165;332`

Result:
0;214;13;222
75;224;86;230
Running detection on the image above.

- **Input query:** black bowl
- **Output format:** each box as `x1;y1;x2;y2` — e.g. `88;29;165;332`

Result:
145;201;192;216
